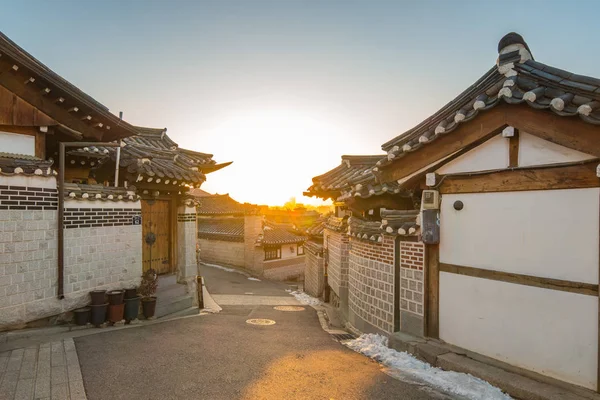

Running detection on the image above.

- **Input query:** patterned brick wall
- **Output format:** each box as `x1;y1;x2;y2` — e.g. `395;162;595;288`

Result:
400;241;424;316
64;208;141;228
0;185;57;211
324;228;349;299
348;236;395;333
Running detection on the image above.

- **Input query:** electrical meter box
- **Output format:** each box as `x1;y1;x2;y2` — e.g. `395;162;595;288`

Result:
422;209;440;244
421;190;440;210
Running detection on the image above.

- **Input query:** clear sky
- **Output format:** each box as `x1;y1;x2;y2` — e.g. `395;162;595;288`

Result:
1;0;598;205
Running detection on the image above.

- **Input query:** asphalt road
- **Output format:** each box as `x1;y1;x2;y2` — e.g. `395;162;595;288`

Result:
76;264;450;400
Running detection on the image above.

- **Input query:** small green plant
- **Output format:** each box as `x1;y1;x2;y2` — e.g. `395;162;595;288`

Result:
138;268;158;298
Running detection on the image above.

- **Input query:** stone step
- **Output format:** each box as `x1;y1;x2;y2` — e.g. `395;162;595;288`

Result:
155;295;194;318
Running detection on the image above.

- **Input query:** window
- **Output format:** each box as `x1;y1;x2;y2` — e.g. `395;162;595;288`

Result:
297;244;305;255
264;246;281;261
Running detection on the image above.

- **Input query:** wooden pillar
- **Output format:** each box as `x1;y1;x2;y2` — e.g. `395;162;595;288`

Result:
425;243;440;338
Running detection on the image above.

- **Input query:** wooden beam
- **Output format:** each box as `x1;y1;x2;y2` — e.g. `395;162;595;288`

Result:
440;263;599;297
506;104;600;157
0;61;103;140
35;130;45;158
379;105;508;183
508;128;519;167
425;244;439;338
438;161;600;194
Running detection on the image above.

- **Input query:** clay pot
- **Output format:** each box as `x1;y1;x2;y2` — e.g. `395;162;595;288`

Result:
90;303;108;326
124;288;138;300
108;303;125;323
89;290;107;306
141;297;157;319
124;297;140;321
107;290;124;305
73;307;90;326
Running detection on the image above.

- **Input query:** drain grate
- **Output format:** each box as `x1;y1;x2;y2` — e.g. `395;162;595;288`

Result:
331;333;356;342
273;306;305;312
246;318;276;326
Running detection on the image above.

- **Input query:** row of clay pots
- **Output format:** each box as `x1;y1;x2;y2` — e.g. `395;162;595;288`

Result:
75;288;154;327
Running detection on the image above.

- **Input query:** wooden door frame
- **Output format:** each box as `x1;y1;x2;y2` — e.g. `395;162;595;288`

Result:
424;243;440;339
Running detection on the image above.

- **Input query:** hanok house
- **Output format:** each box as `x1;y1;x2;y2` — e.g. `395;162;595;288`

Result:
0;31;140;329
0;31;229;329
373;32;600;391
195;193;307;280
66;127;231;317
305;154;422;331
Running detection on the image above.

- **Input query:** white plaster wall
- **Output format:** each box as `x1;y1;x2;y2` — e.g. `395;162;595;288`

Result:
1;174;56;189
519;132;595;167
439;272;598;389
436;134;508;174
440;189;600;283
281;243;299;259
0;131;35;156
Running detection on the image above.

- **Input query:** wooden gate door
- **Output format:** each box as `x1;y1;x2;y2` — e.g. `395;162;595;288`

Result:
141;199;172;274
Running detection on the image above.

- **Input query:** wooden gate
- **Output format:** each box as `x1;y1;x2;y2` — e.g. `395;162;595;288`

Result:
141;199;172;274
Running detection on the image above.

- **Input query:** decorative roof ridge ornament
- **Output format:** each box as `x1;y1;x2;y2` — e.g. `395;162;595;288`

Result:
496;32;533;76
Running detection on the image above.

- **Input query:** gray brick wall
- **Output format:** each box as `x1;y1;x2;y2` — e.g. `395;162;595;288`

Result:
324;228;348;298
348;236;395;333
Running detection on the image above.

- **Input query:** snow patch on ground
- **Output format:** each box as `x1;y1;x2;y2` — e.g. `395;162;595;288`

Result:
344;334;512;400
247;277;261;281
290;291;322;306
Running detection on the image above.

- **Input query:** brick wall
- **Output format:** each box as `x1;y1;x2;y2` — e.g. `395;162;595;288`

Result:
400;241;425;316
177;205;198;290
0;175;143;330
324;228;349;299
304;241;324;298
244;215;263;274
198;238;245;268
348;235;395;333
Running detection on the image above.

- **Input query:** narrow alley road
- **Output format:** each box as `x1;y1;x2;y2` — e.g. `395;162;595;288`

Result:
75;264;452;400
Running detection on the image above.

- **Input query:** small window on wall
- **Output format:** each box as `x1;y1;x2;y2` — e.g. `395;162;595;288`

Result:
297;244;305;255
264;246;281;261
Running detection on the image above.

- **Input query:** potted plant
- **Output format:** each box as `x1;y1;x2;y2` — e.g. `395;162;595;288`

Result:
139;268;158;319
124;285;140;322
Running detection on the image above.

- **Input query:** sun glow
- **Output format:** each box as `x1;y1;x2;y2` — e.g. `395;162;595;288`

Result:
200;109;343;207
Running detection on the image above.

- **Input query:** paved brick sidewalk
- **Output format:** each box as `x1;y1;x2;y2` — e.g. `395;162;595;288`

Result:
0;338;86;400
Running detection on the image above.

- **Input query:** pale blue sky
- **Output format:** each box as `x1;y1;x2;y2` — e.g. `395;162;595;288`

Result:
1;0;598;205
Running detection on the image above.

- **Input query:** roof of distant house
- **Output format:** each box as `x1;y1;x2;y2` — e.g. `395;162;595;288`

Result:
197;217;245;242
196;193;258;215
260;221;306;245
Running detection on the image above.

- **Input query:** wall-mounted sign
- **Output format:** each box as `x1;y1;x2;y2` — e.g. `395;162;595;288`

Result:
132;215;142;225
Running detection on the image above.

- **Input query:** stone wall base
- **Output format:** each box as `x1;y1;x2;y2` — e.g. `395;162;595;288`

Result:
263;262;304;281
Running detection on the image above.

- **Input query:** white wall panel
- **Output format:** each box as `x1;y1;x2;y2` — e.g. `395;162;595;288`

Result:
436;135;508;174
519;132;595;167
440;272;598;389
440;189;599;283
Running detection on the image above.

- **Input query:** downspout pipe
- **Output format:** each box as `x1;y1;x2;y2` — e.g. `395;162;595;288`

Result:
58;141;122;299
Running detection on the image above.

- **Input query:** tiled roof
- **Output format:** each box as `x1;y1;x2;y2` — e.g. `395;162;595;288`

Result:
378;32;600;170
197;217;244;242
380;209;419;236
196;194;257;215
69;127;232;186
64;183;139;202
260;222;306;245
348;209;420;242
0;153;54;176
304;218;326;237
306;155;403;200
305;240;324;256
305;155;382;199
324;215;348;232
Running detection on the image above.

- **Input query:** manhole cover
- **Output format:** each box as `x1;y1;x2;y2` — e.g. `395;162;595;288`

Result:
246;319;276;326
273;306;305;312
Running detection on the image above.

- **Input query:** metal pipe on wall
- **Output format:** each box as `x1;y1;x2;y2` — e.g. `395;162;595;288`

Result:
57;141;122;299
